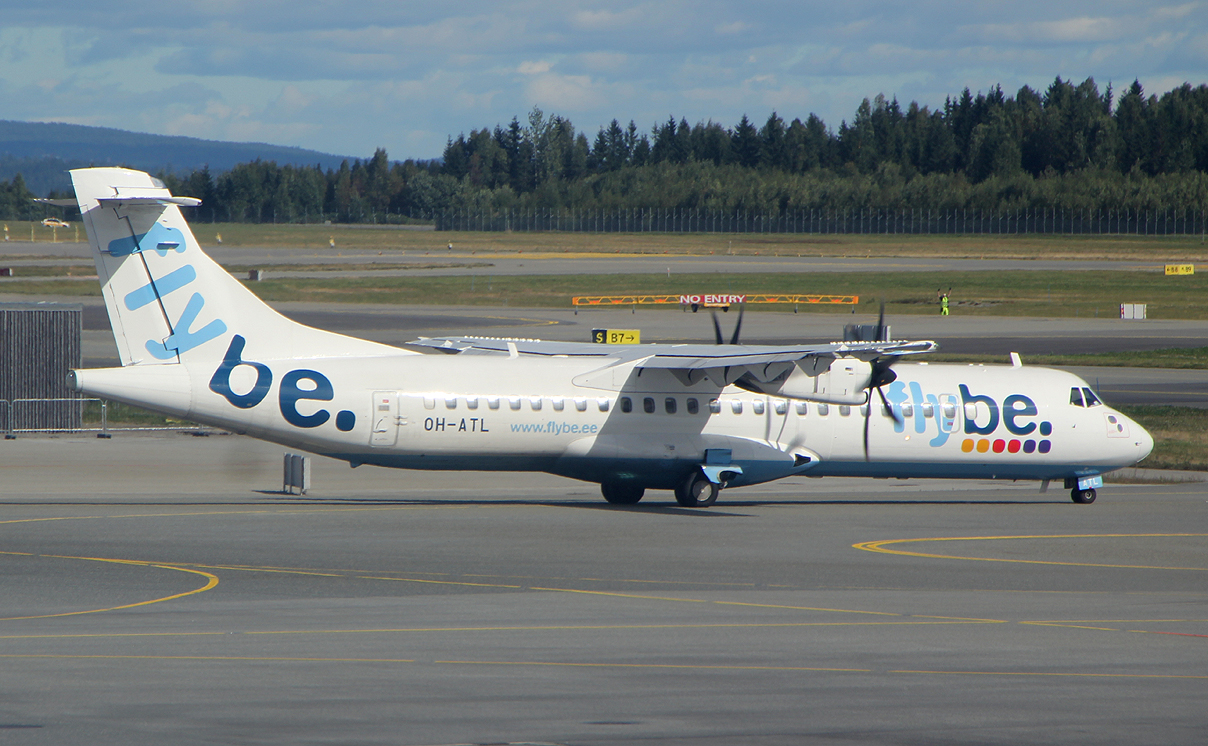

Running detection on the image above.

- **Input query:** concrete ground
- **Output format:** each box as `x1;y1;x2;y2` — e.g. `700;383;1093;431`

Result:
1;433;1207;746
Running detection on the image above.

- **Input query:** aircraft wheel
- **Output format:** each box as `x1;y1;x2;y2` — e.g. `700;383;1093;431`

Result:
1071;488;1097;504
675;473;719;508
601;483;644;505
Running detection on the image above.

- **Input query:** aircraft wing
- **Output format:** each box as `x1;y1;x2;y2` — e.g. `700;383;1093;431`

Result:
409;336;938;366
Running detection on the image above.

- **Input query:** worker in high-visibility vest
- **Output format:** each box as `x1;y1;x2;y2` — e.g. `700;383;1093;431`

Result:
938;289;950;316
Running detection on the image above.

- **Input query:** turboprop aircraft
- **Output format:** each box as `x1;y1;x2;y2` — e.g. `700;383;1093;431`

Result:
46;167;1152;507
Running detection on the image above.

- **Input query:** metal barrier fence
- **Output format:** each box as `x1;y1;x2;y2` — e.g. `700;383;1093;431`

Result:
434;206;1208;235
2;398;202;438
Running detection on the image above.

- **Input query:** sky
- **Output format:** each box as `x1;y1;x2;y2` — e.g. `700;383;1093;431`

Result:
0;1;1204;161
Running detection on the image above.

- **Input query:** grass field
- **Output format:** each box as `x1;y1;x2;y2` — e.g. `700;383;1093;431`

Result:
1117;405;1208;471
15;219;1208;260
9;267;1207;318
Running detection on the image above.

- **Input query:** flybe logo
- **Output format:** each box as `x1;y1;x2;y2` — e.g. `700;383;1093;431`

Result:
112;223;226;360
209;335;357;432
885;381;1053;454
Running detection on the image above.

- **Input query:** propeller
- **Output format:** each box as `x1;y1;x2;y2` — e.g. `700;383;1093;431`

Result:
711;304;745;345
863;301;904;461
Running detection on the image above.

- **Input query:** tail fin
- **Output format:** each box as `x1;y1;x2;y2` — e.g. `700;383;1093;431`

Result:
71;167;398;366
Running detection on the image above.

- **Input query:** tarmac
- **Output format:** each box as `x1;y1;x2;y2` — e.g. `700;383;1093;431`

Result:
2;241;1207;744
2;433;1206;745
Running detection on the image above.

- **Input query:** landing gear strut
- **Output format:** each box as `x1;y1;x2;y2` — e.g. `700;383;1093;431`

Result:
1070;487;1097;504
601;483;645;505
675;472;719;508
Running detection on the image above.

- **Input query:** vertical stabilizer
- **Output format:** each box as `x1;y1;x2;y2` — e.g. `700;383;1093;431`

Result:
71;168;401;366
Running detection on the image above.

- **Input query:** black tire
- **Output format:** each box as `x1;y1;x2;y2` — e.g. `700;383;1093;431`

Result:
1071;488;1097;504
675;473;719;507
601;483;644;505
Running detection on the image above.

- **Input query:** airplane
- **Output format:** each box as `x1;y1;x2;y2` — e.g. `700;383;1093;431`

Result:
43;167;1153;507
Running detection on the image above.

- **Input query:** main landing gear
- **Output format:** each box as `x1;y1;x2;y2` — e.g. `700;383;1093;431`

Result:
601;483;645;505
674;472;719;508
1071;487;1097;504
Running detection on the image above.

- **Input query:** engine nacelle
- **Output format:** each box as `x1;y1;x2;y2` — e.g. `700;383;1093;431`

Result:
737;357;872;405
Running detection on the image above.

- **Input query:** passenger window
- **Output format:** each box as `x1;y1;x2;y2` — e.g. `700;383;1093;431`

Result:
1082;388;1101;407
708;399;721;414
574;397;588;412
508;397;521;411
552;397;565;411
839;405;851;417
901;403;913;418
664;397;677;414
487;396;500;410
942;402;956;419
752;400;765;415
620;396;632;413
686;398;699;414
466;396;479;410
817;403;829;416
597;398;610;412
530;397;543;411
796;401;808;416
444;396;457;409
731;400;743;414
1070;387;1084;407
774;400;787;415
921;402;934;418
423;396;436;410
643;397;656;414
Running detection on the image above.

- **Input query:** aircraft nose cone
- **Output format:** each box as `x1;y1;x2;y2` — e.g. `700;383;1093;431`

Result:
1134;420;1155;463
1135;420;1154;461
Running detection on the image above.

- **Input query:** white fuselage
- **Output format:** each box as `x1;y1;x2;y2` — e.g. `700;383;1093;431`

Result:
75;350;1154;491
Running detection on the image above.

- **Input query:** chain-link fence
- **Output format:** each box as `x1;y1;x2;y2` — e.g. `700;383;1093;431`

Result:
433;206;1208;236
2;398;204;438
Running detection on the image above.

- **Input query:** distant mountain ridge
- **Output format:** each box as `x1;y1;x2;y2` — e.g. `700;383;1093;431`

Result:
0;120;357;195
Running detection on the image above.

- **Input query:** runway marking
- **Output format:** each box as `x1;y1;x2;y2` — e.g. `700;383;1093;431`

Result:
528;586;998;620
436;659;872;672
888;669;1208;679
1020;619;1208;637
0;552;218;621
475;314;558;327
7;651;1198;680
357;575;525;589
0;654;417;663
0;620;1004;642
852;533;1208;571
2;651;1205;679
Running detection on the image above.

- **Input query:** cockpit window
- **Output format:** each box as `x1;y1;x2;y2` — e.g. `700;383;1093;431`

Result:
1070;387;1084;407
1082;388;1102;407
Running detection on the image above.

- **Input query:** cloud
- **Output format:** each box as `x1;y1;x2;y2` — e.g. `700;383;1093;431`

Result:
518;60;553;75
525;73;604;111
0;2;1202;159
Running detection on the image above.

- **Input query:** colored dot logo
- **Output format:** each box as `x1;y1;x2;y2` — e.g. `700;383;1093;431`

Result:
962;438;1050;454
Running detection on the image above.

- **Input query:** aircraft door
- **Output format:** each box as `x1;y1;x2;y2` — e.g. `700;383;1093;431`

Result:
938;394;959;433
370;391;400;446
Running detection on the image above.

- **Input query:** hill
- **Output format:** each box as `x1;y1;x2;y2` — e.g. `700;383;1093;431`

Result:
0;120;356;194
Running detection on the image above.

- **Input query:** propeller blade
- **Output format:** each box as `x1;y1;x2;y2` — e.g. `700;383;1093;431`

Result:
865;381;903;462
729;305;745;345
863;393;872;461
711;311;724;345
877;383;904;427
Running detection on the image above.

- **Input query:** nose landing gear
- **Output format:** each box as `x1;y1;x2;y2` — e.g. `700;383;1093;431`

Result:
674;472;720;507
1071;488;1097;504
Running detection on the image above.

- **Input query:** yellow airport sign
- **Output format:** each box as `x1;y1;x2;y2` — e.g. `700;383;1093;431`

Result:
592;328;641;344
1165;264;1194;275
